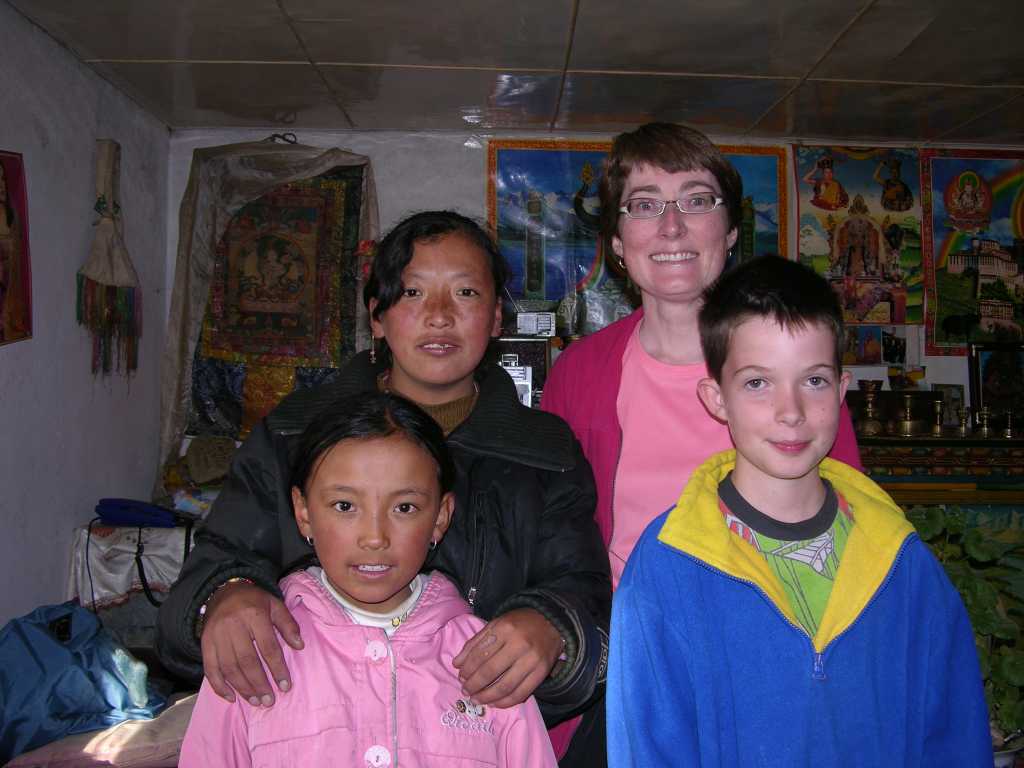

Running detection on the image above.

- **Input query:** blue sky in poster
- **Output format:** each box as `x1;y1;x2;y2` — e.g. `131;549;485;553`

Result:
727;154;777;220
495;148;607;198
495;148;607;300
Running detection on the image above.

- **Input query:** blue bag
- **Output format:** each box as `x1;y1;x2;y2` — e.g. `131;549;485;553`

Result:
0;601;167;762
94;498;180;528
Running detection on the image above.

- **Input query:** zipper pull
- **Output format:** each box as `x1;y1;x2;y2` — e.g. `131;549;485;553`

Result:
466;587;477;606
812;652;826;680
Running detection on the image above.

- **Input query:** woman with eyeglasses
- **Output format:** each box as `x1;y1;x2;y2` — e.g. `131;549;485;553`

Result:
540;123;861;766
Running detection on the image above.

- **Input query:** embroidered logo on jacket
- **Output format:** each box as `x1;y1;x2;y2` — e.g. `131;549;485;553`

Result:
441;699;495;735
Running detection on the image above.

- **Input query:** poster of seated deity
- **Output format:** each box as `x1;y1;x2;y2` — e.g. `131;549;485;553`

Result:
795;146;923;329
921;148;1024;355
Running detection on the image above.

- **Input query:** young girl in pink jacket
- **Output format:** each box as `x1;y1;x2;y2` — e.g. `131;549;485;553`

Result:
180;392;556;767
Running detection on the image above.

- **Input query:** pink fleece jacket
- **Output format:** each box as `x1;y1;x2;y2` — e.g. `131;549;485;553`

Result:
180;571;556;768
541;308;863;549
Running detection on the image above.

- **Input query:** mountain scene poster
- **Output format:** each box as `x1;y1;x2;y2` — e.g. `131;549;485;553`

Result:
487;139;786;334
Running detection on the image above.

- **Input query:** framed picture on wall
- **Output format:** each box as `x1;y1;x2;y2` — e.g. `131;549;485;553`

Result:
967;342;1024;428
0;150;32;346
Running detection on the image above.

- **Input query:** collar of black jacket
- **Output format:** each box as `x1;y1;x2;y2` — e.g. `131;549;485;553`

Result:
267;350;578;472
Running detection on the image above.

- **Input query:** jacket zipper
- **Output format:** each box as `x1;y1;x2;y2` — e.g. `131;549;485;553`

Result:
387;633;398;766
688;537;909;680
809;538;909;676
465;491;487;606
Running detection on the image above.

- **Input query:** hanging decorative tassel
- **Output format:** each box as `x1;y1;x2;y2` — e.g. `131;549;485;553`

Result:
76;140;142;375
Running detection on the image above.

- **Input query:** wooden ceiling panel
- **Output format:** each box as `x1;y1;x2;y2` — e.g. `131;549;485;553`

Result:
7;0;1024;141
937;94;1024;145
9;0;301;61
756;80;1021;142
320;66;561;130
93;62;348;128
288;0;571;69
813;0;1024;87
556;72;794;134
570;0;865;77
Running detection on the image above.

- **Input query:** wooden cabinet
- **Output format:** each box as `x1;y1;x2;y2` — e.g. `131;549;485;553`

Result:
859;435;1024;506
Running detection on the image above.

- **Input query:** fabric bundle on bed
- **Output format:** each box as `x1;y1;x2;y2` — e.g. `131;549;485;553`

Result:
0;603;166;763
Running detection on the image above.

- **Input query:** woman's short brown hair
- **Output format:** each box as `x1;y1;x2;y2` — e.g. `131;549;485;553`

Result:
599;123;743;256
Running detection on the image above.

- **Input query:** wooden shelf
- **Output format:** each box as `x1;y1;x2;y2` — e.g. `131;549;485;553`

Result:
858;434;1024;507
879;486;1024;506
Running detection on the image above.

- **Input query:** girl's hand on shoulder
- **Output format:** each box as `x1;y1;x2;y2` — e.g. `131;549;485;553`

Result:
452;608;562;709
200;582;303;707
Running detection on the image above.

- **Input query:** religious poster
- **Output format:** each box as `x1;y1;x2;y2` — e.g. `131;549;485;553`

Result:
0;151;32;345
487;139;628;336
795;146;923;334
189;165;366;439
920;149;1024;355
487;139;787;335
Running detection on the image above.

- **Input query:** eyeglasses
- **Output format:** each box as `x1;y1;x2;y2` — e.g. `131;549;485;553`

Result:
618;193;725;219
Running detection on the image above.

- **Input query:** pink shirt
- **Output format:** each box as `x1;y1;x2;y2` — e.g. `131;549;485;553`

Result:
180;571;556;768
610;324;734;587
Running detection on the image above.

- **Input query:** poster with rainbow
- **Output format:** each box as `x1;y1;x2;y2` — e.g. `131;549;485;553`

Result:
921;149;1024;355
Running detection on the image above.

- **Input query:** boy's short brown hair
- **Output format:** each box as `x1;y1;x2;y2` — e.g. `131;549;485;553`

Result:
699;255;845;383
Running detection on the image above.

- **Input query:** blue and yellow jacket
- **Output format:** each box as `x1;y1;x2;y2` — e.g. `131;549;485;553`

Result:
608;451;992;768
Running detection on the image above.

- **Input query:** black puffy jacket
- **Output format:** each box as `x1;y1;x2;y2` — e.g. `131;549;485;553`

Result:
156;351;611;725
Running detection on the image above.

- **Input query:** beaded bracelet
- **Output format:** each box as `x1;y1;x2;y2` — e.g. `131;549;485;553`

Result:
195;577;255;638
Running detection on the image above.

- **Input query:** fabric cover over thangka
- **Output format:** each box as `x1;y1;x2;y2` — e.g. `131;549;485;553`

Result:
188;166;366;439
155;142;378;499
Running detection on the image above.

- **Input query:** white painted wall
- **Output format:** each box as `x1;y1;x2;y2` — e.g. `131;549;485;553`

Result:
0;3;169;623
168;128;970;394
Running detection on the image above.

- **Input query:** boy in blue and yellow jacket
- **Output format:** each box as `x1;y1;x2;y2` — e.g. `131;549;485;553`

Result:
607;256;991;767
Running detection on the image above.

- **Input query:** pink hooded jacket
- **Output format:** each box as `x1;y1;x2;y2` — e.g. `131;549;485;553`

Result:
180;571;556;768
542;308;863;548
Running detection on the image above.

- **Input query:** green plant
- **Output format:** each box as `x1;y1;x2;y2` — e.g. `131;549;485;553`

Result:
907;505;1024;749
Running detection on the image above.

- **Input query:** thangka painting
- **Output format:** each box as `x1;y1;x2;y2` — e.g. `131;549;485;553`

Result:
188;165;365;439
796;146;923;329
0;151;32;346
921;149;1024;355
487;139;787;335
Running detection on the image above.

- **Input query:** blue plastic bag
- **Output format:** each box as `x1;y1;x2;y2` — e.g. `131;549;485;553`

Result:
0;601;167;762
